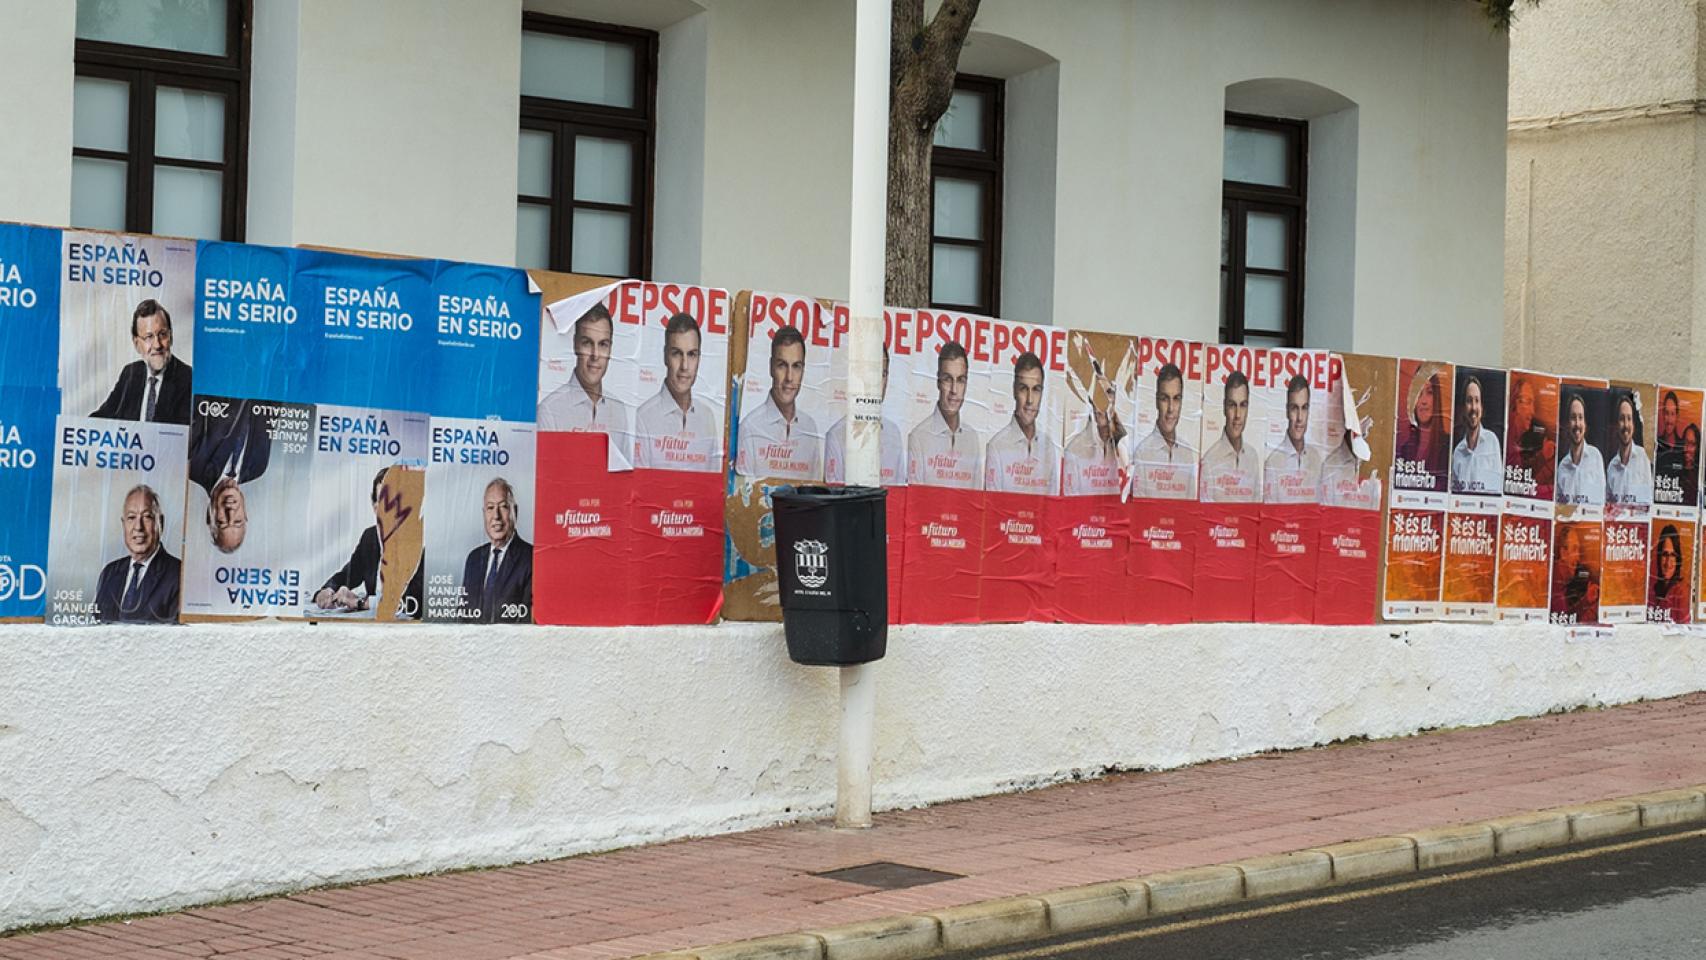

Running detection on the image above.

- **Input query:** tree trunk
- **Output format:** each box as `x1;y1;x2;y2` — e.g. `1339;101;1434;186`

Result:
886;0;981;308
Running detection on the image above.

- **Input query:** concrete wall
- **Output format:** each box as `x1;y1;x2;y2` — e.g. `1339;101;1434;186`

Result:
4;619;1702;929
1504;0;1705;382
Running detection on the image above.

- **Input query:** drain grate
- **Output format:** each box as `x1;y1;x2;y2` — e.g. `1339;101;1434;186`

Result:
813;861;963;890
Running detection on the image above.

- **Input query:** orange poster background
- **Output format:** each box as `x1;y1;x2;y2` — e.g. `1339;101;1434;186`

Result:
1442;512;1498;605
1549;520;1603;625
1600;519;1647;609
1505;371;1560;501
1384;508;1444;603
1650;517;1694;623
1655;385;1704;510
1496;512;1552;611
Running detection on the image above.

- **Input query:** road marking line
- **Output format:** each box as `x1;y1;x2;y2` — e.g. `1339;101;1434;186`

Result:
972;826;1706;960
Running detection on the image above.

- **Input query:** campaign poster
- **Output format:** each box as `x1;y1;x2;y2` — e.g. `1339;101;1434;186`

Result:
1549;518;1602;625
1602;381;1656;516
1653;385;1702;517
1126;336;1205;623
534;432;631;626
1382;507;1445;620
1440;512;1499;621
1495;511;1553;622
736;291;835;483
1315;352;1393;625
1503;370;1560;504
1049;330;1127;623
46;418;188;625
1649;516;1693;624
1193;344;1268;622
290;250;435;411
1439;367;1506;621
0;224;62;620
1251;349;1335;622
978;319;1065;623
1391;359;1452;509
60;231;197;424
536;279;730;625
193;242;305;401
424;420;535;624
1555;378;1610;514
1600;519;1649;623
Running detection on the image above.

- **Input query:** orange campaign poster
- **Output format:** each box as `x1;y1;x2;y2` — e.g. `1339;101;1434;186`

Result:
1599;519;1648;622
1495;511;1552;621
1649;516;1693;624
1503;370;1560;504
1441;511;1498;618
1549;519;1603;625
1382;507;1444;618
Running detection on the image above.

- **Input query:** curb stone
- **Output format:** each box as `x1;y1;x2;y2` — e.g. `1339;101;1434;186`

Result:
632;785;1706;960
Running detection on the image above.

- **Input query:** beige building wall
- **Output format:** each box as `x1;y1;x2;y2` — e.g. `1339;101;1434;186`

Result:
1505;0;1706;383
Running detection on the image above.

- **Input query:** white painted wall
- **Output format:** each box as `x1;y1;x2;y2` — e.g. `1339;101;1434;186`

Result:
3;619;1700;929
0;0;74;227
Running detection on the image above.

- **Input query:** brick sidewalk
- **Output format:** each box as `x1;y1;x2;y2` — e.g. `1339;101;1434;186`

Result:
8;693;1706;960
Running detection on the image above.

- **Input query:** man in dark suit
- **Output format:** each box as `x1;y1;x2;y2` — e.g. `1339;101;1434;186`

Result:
188;398;274;553
460;477;533;623
313;468;424;619
92;299;193;425
95;484;181;624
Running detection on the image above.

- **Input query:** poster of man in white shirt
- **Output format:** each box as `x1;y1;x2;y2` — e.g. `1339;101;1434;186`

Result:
1201;369;1263;503
738;324;822;481
824;344;907;486
984;351;1059;495
907;340;983;489
634;312;721;472
1556;386;1608;507
537;302;633;455
1604;386;1654;511
1449;368;1505;497
1130;361;1199;500
1263;373;1327;503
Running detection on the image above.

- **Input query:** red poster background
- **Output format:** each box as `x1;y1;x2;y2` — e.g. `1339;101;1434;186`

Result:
534;433;633;626
628;469;723;624
1254;504;1320;624
1127;498;1196;623
1549;519;1603;625
900;484;984;623
1315;506;1380;624
1053;494;1128;623
886;486;907;625
1648;515;1693;624
1193;503;1259;622
978;490;1053;623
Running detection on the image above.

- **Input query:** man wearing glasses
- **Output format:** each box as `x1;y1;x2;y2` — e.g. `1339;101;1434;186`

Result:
92;299;193;425
907;340;983;489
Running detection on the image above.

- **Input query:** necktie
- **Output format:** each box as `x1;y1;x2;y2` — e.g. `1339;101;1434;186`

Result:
485;548;503;600
144;375;159;422
122;561;143;613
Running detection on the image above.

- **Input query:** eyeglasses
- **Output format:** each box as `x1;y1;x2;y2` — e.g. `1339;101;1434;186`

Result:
135;331;170;345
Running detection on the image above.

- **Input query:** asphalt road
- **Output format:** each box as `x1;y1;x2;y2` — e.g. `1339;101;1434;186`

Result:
950;827;1706;960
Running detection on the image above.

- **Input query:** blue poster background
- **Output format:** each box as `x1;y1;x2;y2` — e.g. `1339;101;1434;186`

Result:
429;261;539;422
0;224;62;390
289;250;434;411
0;386;59;617
193;241;308;401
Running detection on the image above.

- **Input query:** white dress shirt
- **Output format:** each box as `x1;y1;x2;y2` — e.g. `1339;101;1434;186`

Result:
823;416;906;485
1061;420;1121;496
906;406;982;490
1555;443;1607;505
984;418;1060;495
1131;427;1198;499
737;394;822;481
1605;443;1653;507
1263;440;1324;503
1200;433;1262;503
633;387;720;472
1449;427;1504;495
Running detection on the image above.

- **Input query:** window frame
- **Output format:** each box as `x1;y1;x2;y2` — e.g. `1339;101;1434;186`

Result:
930;73;1004;317
1220;111;1307;348
518;13;658;280
72;0;251;241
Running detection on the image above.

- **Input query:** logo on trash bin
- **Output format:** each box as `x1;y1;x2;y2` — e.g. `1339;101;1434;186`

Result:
794;539;829;589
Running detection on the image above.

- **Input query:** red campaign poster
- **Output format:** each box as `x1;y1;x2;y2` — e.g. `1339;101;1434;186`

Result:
900;484;984;623
534;433;632;625
1127;498;1196;623
886;485;907;624
1052;494;1127;623
1314;506;1380;625
1254;504;1320;624
978;490;1053;623
1192;502;1260;622
628;468;723;625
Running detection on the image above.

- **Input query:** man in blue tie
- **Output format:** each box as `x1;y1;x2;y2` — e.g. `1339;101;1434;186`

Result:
459;477;533;623
91;300;193;425
188;398;274;553
95;484;181;623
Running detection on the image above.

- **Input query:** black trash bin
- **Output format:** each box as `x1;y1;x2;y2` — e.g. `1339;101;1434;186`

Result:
771;485;888;666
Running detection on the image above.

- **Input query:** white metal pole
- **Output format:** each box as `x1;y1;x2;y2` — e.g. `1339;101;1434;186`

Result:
838;0;890;831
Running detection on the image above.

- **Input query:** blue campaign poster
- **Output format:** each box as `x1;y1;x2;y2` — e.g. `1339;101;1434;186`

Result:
289;250;434;411
429;261;539;422
193;241;309;402
0;223;63;390
0;386;59;618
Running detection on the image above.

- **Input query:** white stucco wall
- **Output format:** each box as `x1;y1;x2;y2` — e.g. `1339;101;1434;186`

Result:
0;0;74;227
4;619;1703;930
